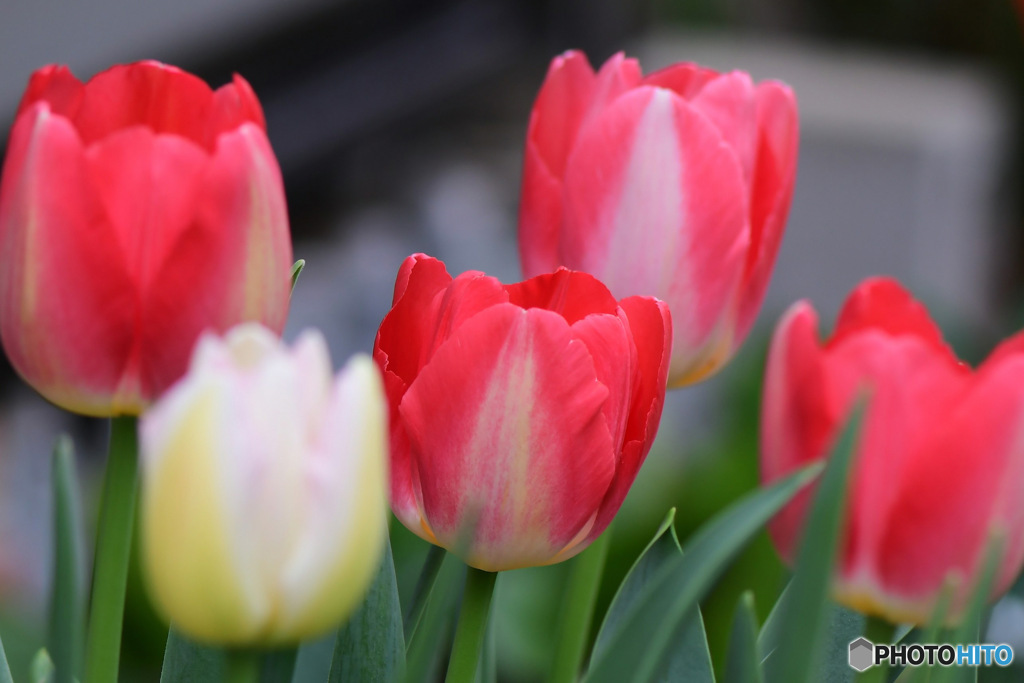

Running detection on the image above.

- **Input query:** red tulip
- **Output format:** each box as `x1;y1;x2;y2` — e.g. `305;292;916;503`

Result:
762;278;1024;623
519;51;798;387
0;61;293;416
374;254;671;571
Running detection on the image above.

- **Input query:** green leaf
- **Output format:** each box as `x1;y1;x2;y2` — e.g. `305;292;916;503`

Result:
290;632;336;683
927;535;1003;683
260;648;297;683
583;461;823;683
894;583;954;683
290;260;306;295
30;649;54;683
404;553;465;683
160;629;225;683
762;405;863;683
329;540;405;683
0;634;11;683
405;546;446;642
50;436;84;683
724;592;763;683
591;509;714;682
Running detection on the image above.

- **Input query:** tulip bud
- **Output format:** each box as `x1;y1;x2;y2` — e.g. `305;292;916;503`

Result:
140;324;388;644
374;254;671;571
762;278;1024;624
0;61;293;416
519;51;798;387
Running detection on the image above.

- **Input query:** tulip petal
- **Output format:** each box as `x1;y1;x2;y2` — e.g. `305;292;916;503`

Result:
690;72;758;184
735;81;798;343
571;312;635;452
854;356;1024;620
399;304;615;571
585;295;671;544
17;65;84;118
561;86;749;379
642;62;719;100
208;74;267;144
0;105;137;415
72;61;215;148
505;268;619;322
518;139;565;276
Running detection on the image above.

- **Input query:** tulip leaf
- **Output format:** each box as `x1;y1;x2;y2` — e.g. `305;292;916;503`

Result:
260;648;297;682
50;436;84;683
328;539;405;683
290;632;336;683
762;404;862;683
290;260;306;295
893;584;954;683
590;509;714;683
926;535;1003;683
404;545;446;641
582;460;823;683
30;649;54;683
160;628;225;682
0;635;12;683
723;592;763;683
404;552;465;683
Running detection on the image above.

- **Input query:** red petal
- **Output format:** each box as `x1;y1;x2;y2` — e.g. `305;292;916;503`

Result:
560;86;748;369
828;277;958;362
207;74;267;144
72;61;215;149
518;138;564;277
527;50;597;179
642;62;719;100
399;304;615;570
586;295;671;542
571;312;634;450
872;355;1024;610
17;65;84;119
505;268;618;323
0;106;136;414
690;72;758;184
735;81;798;343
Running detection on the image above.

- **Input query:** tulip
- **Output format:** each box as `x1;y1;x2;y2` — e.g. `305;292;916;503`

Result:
373;254;671;571
762;278;1024;624
519;51;798;387
0;61;293;416
140;323;388;644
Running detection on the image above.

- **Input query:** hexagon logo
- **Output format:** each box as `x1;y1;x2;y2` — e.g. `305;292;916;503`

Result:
849;637;874;672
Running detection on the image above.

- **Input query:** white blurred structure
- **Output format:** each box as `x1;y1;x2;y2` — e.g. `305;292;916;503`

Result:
640;30;1010;327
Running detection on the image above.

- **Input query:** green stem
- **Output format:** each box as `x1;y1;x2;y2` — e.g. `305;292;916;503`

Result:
550;530;612;683
444;567;497;683
225;650;261;683
83;417;139;683
859;616;896;683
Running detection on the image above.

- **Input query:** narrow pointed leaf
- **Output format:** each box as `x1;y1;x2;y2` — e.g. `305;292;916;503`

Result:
290;259;306;295
290;632;336;683
404;553;465;683
160;629;224;682
762;406;862;683
0;635;12;683
724;592;763;683
50;436;84;683
583;461;822;683
329;540;405;683
260;648;297;683
591;509;714;682
894;584;954;683
405;546;446;641
31;649;54;683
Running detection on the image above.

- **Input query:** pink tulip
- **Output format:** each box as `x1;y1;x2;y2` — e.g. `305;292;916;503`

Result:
762;278;1024;623
519;51;798;387
373;254;671;571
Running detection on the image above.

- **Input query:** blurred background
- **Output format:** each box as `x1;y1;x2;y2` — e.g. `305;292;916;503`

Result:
2;0;1024;680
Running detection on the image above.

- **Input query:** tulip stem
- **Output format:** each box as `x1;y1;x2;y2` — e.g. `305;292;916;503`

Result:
83;417;139;683
550;529;612;683
444;566;497;683
225;650;260;683
859;616;896;683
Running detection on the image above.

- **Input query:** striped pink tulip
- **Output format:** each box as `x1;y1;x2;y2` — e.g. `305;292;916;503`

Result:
519;51;798;387
374;254;671;571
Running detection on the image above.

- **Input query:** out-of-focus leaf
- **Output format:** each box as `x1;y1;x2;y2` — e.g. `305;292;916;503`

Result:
50;436;84;683
291;632;336;683
404;553;464;683
159;629;224;682
724;592;762;683
260;648;297;682
30;649;54;683
762;406;863;683
583;461;822;683
290;259;306;295
0;635;12;683
329;540;405;683
591;509;714;682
